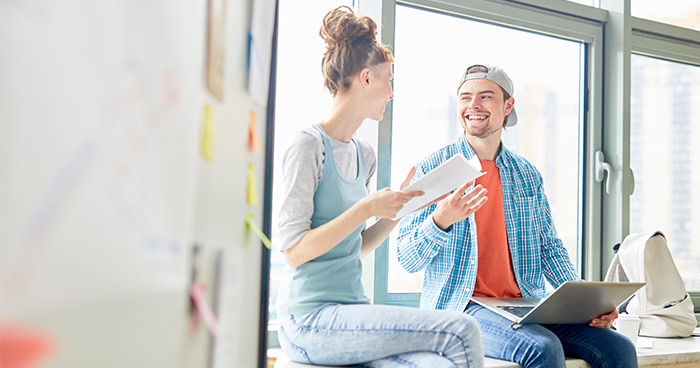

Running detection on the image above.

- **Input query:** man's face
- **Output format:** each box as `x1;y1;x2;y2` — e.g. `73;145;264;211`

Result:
457;78;514;139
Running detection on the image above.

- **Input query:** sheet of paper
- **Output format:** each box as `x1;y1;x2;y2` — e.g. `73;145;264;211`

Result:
393;155;485;220
247;0;276;106
206;0;226;100
211;248;243;368
637;337;655;349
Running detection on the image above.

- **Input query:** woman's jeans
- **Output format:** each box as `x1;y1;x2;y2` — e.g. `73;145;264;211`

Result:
279;303;484;368
465;302;638;368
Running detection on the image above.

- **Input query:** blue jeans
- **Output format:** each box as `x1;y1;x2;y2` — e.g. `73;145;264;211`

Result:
465;303;638;368
279;303;484;367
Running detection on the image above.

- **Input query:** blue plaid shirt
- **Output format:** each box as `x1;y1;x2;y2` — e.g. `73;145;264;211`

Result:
396;134;579;312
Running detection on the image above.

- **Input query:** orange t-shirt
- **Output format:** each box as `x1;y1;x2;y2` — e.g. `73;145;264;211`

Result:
472;160;522;298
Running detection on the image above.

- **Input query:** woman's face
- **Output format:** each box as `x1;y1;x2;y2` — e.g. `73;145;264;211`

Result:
366;62;394;121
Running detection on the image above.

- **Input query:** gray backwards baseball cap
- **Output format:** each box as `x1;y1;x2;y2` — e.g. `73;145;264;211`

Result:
457;64;518;127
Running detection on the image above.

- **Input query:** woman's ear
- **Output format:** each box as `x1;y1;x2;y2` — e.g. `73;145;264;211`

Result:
359;67;371;87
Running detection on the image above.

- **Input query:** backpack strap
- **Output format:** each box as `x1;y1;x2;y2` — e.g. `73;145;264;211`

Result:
604;249;632;313
604;251;627;282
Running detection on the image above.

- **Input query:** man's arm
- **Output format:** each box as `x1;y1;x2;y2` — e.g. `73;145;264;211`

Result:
396;207;450;273
537;188;580;285
397;181;487;272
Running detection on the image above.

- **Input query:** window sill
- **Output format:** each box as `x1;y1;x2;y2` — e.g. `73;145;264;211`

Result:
268;328;700;368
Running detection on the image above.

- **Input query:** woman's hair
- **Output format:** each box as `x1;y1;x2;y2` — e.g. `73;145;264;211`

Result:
319;6;393;96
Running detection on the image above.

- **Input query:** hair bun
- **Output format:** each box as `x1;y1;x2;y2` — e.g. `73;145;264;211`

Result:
320;6;377;47
319;6;391;96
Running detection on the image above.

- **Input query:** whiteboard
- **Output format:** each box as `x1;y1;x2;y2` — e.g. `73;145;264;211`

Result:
0;0;205;315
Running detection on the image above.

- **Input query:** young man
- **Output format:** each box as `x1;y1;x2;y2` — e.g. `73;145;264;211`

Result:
396;64;638;368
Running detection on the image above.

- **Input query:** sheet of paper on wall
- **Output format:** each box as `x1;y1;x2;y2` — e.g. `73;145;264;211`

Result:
211;248;243;368
205;0;226;101
393;155;485;220
247;0;276;106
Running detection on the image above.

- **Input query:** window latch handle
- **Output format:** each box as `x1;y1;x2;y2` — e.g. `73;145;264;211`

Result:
594;150;613;194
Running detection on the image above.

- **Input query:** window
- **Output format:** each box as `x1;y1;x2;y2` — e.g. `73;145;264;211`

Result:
267;1;700;349
629;56;700;290
629;0;700;297
632;0;700;30
565;0;598;6
387;4;584;293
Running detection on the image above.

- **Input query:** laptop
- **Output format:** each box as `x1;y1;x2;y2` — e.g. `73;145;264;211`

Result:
470;281;645;325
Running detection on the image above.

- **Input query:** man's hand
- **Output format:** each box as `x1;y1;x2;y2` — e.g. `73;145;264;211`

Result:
431;181;488;230
589;308;618;329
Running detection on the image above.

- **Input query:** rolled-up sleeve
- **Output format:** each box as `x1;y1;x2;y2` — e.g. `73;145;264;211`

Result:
396;204;449;273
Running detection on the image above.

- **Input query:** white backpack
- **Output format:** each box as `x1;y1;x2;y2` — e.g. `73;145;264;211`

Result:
604;230;697;337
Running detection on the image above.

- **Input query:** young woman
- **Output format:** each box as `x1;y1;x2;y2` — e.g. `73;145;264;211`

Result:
275;6;485;368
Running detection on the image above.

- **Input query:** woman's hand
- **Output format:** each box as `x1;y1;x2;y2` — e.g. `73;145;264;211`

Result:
361;187;423;219
357;166;424;219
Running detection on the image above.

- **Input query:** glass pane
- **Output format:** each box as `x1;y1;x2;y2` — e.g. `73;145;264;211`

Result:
632;0;700;30
564;0;597;6
269;0;352;325
389;5;583;293
630;55;700;291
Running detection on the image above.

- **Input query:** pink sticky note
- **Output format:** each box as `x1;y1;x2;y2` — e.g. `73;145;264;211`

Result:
0;323;56;368
189;283;219;336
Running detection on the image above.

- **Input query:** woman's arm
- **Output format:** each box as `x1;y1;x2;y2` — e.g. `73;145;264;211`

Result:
359;167;423;258
282;198;371;268
360;217;398;258
283;188;422;268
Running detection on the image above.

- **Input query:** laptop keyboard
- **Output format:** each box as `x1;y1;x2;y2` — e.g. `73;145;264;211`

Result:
497;305;534;318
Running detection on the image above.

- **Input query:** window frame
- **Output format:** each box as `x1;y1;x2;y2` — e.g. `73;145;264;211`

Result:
268;0;700;349
372;0;607;307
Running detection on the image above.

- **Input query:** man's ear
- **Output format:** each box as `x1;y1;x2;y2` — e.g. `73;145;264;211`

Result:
505;96;515;114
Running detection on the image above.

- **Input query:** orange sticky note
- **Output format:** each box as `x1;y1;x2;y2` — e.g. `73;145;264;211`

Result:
201;104;215;161
246;163;258;205
248;110;262;153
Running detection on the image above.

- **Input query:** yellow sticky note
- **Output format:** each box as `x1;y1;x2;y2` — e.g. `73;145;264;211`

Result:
201;104;215;160
248;109;262;153
245;213;271;249
246;163;258;205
